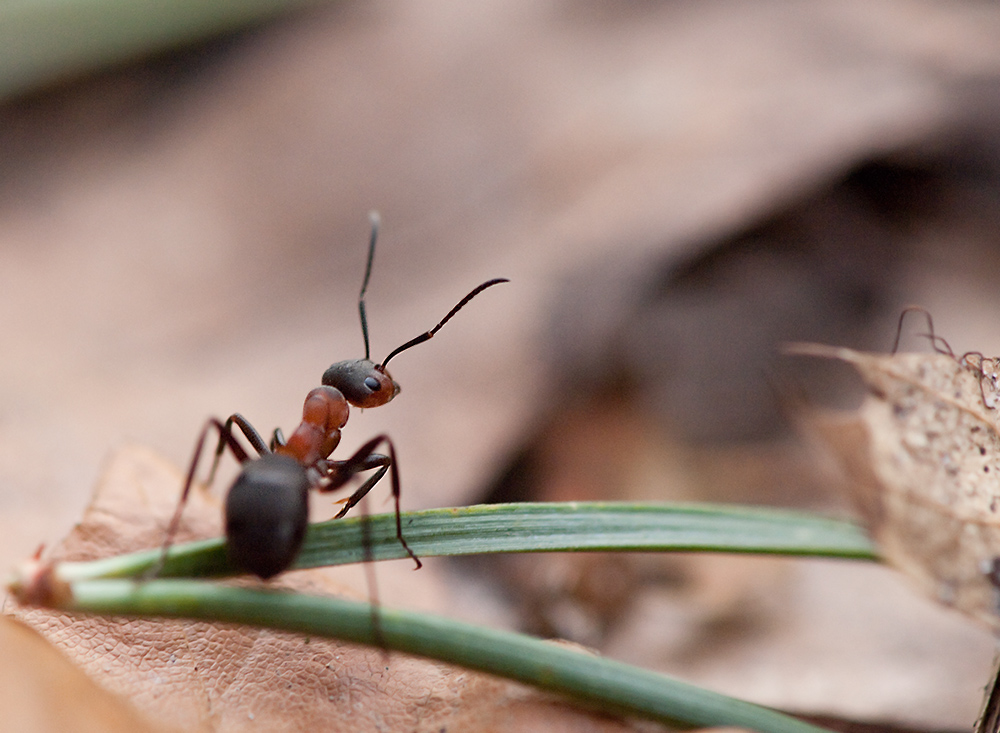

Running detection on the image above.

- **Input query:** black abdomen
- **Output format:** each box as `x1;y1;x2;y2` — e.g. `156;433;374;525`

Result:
225;453;310;579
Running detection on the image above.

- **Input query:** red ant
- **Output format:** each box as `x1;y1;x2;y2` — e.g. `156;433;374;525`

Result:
160;213;507;579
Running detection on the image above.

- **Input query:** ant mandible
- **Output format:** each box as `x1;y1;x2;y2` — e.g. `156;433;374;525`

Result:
159;212;508;579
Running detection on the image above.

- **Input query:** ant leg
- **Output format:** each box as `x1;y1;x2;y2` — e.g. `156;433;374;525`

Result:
357;486;386;651
332;463;388;518
207;413;270;485
322;434;421;569
152;417;249;576
269;427;286;452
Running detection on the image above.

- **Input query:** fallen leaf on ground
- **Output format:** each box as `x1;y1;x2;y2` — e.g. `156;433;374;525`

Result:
4;445;652;732
0;615;166;733
794;343;1000;630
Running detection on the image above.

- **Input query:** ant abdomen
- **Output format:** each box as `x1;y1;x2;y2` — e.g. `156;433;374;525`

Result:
225;453;310;579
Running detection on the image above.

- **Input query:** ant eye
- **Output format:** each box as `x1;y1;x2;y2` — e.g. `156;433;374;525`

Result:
364;376;381;392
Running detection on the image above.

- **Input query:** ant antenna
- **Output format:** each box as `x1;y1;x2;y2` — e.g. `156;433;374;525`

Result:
358;211;381;361
381;277;509;369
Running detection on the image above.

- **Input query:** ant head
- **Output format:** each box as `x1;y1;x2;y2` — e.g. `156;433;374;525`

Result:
322;359;400;408
327;212;507;410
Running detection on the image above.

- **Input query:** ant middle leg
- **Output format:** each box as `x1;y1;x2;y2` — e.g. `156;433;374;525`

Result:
207;413;270;485
321;434;421;569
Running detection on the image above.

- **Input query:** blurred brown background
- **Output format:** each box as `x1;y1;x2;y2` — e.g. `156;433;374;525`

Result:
3;0;1000;728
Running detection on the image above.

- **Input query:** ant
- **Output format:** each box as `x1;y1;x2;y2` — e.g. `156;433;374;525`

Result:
159;212;507;579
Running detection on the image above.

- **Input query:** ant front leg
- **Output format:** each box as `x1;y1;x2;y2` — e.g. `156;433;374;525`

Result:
322;434;421;569
329;456;390;519
269;427;286;452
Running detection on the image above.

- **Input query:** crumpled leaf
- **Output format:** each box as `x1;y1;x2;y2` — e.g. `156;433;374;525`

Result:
795;343;1000;630
0;615;165;733
4;445;648;733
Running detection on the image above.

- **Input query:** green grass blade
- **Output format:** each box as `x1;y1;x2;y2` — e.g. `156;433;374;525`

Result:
54;501;876;581
64;578;835;733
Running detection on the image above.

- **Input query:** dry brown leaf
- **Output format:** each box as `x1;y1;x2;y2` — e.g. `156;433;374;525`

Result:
796;343;1000;630
4;445;653;733
0;615;167;733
